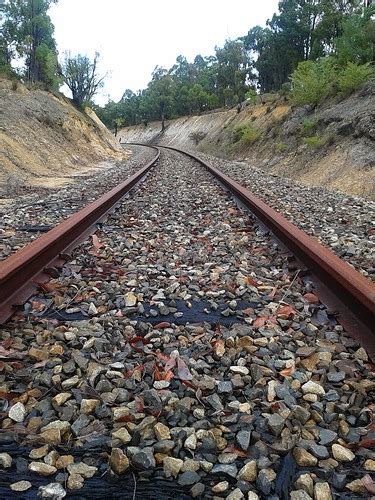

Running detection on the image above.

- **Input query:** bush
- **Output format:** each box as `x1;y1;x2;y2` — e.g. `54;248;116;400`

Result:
233;123;261;144
291;58;337;106
337;62;374;96
275;142;287;152
303;134;334;149
245;89;257;104
302;118;318;136
189;131;207;145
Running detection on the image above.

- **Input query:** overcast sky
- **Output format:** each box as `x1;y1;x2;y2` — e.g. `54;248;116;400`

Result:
50;0;279;105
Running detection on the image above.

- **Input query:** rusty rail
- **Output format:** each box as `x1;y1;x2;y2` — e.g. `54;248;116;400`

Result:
161;145;375;358
0;146;160;324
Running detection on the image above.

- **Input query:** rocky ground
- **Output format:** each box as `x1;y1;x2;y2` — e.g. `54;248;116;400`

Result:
0;148;374;499
0;146;156;262
195;151;375;282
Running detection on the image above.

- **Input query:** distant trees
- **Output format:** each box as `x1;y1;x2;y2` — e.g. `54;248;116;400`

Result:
0;0;59;89
93;0;374;129
62;52;106;107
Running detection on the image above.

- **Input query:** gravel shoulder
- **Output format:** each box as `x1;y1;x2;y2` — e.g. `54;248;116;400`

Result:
0;148;373;499
0;145;156;262
194;150;375;281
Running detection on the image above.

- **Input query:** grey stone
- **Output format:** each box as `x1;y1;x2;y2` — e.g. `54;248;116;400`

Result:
211;464;238;478
236;430;251;451
131;447;156;470
177;471;200;486
218;380;233;394
267;414;285;436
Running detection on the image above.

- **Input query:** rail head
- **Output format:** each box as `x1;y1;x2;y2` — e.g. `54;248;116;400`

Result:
159;144;375;358
0;147;160;324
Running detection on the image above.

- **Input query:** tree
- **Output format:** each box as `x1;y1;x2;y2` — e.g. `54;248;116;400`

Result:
2;0;59;87
147;67;175;130
216;40;250;106
62;52;106;107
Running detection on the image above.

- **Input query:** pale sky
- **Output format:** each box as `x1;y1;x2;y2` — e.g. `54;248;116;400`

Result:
50;0;279;105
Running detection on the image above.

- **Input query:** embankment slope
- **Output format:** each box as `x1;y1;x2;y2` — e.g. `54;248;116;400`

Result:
120;81;375;199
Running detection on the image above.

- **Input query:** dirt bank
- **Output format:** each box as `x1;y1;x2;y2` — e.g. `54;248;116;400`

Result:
119;81;375;199
0;78;125;200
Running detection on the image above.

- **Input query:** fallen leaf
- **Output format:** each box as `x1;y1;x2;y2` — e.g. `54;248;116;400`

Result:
164;357;177;372
177;357;193;380
245;276;259;287
280;366;295;377
345;438;375;451
222;446;248;458
154;322;170;330
92;234;103;249
362;475;375;494
268;287;278;299
0;391;18;400
276;305;296;318
303;293;319;304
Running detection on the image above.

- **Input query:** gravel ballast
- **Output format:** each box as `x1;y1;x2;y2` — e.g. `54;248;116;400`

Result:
194;151;375;281
0;145;156;262
0;147;374;498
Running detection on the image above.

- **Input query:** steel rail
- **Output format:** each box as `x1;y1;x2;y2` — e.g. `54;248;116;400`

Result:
160;145;375;358
0;146;160;324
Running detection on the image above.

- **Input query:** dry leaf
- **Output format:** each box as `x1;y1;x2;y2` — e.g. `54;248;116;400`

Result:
276;305;296;318
177;357;193;380
303;293;319;304
362;475;375;494
280;366;295;377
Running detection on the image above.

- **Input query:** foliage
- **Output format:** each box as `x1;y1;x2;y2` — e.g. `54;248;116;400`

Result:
96;0;374;126
1;0;59;89
337;62;374;95
62;52;105;107
245;88;257;104
335;6;375;66
189;131;206;145
302;118;318;135
275;142;288;152
303;134;334;148
291;58;337;106
233;123;261;145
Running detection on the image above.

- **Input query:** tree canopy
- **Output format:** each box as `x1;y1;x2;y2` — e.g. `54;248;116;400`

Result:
96;0;374;129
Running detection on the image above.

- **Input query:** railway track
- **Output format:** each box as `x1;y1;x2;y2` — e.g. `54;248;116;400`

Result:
0;145;374;499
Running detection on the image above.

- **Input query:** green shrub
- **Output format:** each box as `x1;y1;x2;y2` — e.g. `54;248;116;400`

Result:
275;142;287;152
303;134;334;148
233;123;261;144
245;89;257;104
302;118;318;136
337;62;374;96
291;58;337;106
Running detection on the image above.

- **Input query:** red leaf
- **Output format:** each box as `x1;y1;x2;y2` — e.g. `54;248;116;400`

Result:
177;357;193;380
276;305;296;319
280;366;295;377
303;293;319;304
115;414;135;423
129;336;150;345
245;276;259;287
0;391;18;400
0;361;5;372
92;234;103;249
345;438;375;451
154;322;170;330
2;338;13;349
222;446;248;458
